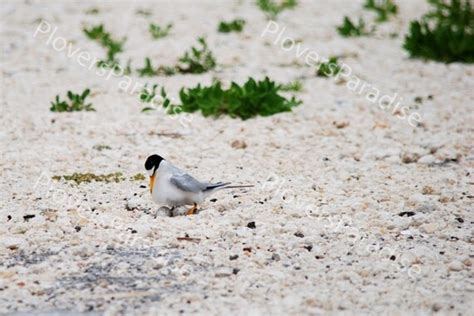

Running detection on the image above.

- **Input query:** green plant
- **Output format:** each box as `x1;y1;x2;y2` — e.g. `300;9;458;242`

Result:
50;89;95;112
364;0;398;22
137;57;158;76
140;85;171;112
280;79;303;92
83;24;125;68
139;84;158;103
149;23;172;39
135;38;216;76
165;77;301;119
404;0;474;63
337;17;371;37
257;0;298;19
177;37;216;74
317;57;341;77
218;19;246;33
123;59;132;75
157;65;177;76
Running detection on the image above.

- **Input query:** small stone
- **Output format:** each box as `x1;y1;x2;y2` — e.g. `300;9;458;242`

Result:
436;148;461;163
271;253;281;261
247;221;256;229
462;258;471;267
398;211;415;217
23;214;36;222
229;255;239;260
448;260;463;271
422;186;435;195
438;196;451;203
231;140;247;149
332;120;349;129
126;197;141;211
418;155;436;164
2;237;25;250
420;223;438;234
294;232;304;238
432;303;442;312
243;247;252;253
402;152;420;164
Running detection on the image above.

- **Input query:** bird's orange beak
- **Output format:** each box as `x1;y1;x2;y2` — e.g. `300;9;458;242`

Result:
149;175;155;194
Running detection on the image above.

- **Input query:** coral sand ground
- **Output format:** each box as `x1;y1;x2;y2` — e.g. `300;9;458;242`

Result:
1;0;473;314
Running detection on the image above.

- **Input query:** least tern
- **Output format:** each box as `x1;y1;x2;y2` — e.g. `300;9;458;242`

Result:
145;154;252;215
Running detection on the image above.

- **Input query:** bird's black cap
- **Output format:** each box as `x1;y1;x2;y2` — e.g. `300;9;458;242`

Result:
145;154;164;171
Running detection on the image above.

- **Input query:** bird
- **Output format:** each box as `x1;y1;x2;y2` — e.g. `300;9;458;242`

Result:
144;154;253;215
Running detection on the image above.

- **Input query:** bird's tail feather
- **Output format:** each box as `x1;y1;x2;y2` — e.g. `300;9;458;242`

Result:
205;182;253;191
222;184;254;189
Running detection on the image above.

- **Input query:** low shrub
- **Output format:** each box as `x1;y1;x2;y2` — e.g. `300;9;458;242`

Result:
218;19;246;33
404;0;474;63
163;77;301;119
50;89;95;112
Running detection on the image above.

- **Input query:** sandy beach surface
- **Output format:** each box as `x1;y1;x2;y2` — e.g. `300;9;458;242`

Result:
1;0;473;314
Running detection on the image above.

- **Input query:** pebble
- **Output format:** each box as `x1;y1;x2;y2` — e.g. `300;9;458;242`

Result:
231;140;247;149
448;260;463;271
2;237;25;250
126;197;141;211
271;253;281;261
420;223;438;234
402;152;420;164
418;154;436;164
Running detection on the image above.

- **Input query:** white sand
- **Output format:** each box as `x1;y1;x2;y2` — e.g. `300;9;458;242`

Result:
1;0;473;314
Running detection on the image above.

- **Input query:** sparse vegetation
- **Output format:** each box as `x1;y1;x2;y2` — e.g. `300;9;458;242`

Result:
93;144;111;151
281;79;303;92
177;37;216;74
139;84;158;103
404;0;474;63
83;24;125;69
364;0;398;22
135;38;216;76
149;23;172;39
50;89;95;112
163;77;301;119
52;172;125;185
137;57;158;77
337;17;371;37
257;0;298;19
218;19;246;33
130;173;146;181
317;57;341;77
140;84;171;112
85;7;99;15
136;9;152;16
337;0;396;37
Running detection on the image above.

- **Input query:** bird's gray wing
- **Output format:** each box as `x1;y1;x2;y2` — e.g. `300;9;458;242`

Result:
169;173;206;193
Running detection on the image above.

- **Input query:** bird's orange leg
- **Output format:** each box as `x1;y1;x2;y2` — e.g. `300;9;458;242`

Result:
186;203;198;215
